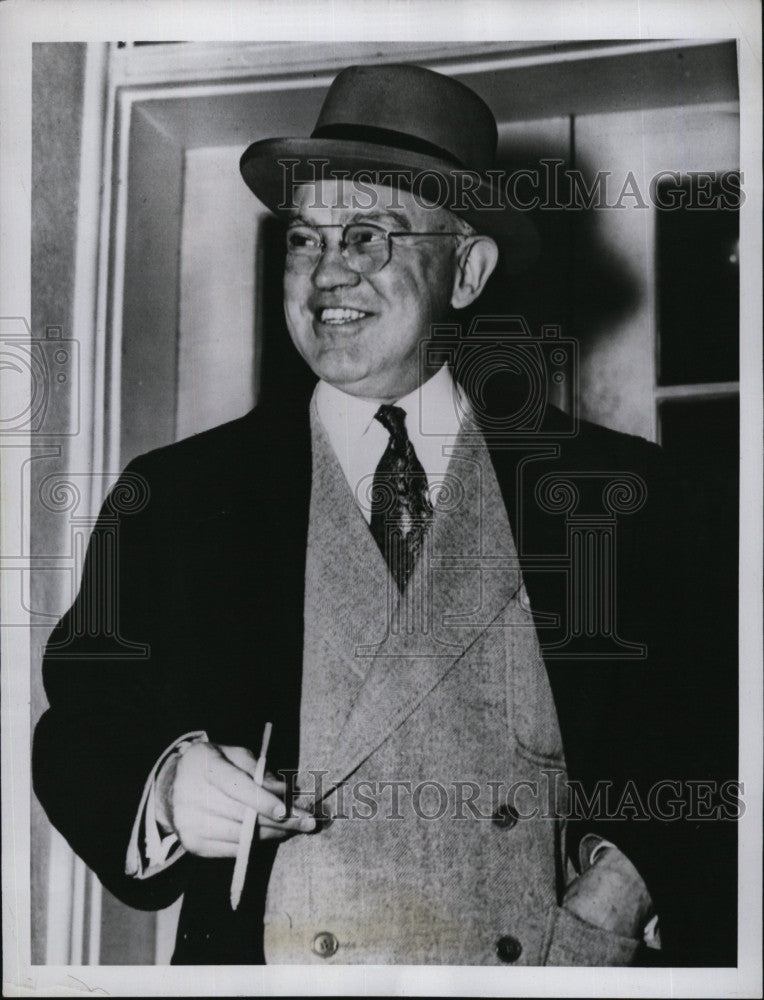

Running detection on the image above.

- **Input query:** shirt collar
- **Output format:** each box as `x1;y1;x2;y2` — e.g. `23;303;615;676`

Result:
315;364;467;447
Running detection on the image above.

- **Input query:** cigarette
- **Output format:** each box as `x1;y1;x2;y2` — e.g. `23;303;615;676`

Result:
230;721;273;911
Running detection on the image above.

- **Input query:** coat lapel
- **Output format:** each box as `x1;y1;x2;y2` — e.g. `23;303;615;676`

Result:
321;430;523;797
296;409;391;779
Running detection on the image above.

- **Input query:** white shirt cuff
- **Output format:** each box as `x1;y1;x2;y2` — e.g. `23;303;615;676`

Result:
125;731;208;879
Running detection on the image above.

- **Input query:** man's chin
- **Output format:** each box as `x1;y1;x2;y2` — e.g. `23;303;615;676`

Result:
312;365;397;400
319;372;376;397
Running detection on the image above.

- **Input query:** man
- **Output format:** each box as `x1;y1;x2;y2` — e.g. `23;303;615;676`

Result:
33;63;720;966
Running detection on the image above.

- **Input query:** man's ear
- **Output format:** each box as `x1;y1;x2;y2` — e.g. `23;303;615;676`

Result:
451;236;499;310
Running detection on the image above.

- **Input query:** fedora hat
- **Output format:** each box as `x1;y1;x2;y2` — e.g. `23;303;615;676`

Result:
240;63;539;268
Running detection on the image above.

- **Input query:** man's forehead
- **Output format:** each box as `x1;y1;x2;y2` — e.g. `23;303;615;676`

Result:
289;179;441;227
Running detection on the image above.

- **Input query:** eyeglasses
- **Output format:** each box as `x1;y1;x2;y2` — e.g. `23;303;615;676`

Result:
284;222;465;275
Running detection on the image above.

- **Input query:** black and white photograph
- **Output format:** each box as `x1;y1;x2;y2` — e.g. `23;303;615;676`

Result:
1;0;761;996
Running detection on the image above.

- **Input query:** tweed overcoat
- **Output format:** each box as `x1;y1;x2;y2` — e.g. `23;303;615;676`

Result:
32;382;735;965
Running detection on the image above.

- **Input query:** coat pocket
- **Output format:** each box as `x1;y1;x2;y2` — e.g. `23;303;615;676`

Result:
505;584;566;766
543;905;641;966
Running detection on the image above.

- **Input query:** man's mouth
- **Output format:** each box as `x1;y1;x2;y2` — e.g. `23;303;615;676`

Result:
316;307;371;325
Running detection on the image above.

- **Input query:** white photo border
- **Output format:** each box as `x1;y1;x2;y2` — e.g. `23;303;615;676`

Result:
1;1;761;996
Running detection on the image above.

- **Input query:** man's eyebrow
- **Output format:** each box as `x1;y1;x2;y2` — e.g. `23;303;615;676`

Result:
286;210;415;229
349;210;413;230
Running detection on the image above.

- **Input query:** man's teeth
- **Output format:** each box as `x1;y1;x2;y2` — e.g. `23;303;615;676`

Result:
319;308;368;324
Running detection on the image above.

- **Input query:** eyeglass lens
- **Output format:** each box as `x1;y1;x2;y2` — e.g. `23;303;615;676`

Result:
285;223;389;274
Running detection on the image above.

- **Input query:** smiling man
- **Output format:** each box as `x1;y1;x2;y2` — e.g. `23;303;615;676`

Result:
33;63;709;967
282;186;496;401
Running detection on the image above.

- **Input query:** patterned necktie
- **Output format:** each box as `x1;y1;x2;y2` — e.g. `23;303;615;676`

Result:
369;404;434;592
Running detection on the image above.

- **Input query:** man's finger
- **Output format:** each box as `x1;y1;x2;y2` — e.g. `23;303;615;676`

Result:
259;810;316;834
262;772;288;794
182;783;245;823
199;817;241;845
207;756;291;820
191;803;314;848
258;824;291;842
195;839;239;859
218;744;258;778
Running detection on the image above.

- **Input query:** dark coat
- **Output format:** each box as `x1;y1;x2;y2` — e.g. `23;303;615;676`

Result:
32;385;737;966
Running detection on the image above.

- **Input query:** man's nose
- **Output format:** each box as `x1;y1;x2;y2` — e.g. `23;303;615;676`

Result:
311;240;360;289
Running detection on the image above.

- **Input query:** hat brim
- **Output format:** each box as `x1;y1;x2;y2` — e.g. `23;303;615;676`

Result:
240;137;540;270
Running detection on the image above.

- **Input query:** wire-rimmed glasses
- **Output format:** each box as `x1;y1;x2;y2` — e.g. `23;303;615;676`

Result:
285;221;465;275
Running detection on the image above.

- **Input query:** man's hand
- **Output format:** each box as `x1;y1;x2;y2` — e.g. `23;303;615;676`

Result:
562;846;653;939
157;741;315;858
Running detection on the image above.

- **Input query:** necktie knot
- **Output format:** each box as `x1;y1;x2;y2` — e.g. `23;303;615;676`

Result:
374;404;408;441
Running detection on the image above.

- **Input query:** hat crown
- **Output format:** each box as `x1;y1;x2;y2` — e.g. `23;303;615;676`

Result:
238;60;541;270
311;63;497;172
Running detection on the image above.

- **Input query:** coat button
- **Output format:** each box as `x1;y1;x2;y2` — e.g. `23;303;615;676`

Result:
496;935;522;963
312;931;339;959
492;804;519;829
